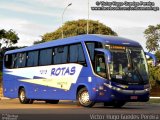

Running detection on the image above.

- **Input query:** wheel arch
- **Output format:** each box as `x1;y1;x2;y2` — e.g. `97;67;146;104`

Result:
76;85;86;96
76;84;92;99
18;86;25;94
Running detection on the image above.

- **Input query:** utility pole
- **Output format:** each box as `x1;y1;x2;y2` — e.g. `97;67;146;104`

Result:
62;3;72;38
87;0;89;34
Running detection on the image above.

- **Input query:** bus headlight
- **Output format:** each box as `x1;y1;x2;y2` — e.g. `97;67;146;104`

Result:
116;87;121;91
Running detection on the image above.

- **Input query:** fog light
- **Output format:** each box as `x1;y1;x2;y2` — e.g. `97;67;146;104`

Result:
99;86;104;90
99;92;104;96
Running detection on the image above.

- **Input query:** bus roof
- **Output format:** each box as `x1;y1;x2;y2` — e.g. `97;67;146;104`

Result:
5;34;141;54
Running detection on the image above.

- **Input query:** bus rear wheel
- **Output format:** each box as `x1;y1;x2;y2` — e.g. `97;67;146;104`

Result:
18;88;33;104
45;100;59;104
77;87;95;107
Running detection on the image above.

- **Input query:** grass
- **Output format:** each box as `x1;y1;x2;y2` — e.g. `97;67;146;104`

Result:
149;98;160;104
0;71;2;77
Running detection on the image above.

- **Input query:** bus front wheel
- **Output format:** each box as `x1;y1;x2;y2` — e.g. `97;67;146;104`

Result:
77;87;95;107
18;88;33;104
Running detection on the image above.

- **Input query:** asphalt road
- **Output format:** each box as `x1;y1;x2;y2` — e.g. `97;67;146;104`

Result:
0;99;160;120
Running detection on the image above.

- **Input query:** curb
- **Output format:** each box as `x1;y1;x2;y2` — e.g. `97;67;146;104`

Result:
150;97;160;99
0;97;10;100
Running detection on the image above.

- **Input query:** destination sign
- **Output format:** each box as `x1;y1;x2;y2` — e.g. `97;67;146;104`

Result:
110;45;126;50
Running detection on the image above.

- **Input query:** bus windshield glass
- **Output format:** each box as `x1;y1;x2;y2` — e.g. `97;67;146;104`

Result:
107;45;148;85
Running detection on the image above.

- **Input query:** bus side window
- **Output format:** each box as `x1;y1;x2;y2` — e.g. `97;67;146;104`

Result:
39;48;52;66
4;54;12;69
86;43;94;61
69;44;78;63
77;44;85;64
14;53;27;68
69;43;86;66
85;42;103;70
85;42;103;62
95;52;107;78
27;51;39;67
53;46;68;64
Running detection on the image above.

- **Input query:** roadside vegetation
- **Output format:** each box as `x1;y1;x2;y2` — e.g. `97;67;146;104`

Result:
149;98;160;104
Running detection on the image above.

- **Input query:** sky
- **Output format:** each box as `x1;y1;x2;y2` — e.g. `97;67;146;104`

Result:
0;0;160;51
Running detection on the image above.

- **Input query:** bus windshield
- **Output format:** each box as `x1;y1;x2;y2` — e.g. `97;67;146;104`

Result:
108;46;148;85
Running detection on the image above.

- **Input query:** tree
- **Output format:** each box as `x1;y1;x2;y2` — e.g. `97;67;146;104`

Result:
39;19;117;43
33;40;44;45
155;50;160;62
0;29;19;48
148;64;160;87
144;24;160;52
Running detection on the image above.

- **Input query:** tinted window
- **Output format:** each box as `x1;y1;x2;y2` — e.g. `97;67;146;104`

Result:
4;54;13;68
86;43;95;60
69;44;78;62
95;53;107;78
12;54;16;68
53;46;68;64
86;42;103;68
27;51;38;67
69;43;86;65
78;44;85;62
86;42;103;61
39;48;52;66
14;53;27;68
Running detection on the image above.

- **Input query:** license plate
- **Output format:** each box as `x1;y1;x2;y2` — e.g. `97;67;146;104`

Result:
130;96;138;100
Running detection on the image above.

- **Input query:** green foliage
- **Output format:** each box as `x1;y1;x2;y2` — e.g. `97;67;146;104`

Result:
155;51;160;62
148;64;160;87
0;46;22;58
39;19;117;43
0;29;19;48
0;71;2;77
144;24;160;52
149;98;160;103
33;40;44;45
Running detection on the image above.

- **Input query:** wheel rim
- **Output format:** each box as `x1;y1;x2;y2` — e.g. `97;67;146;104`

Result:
79;91;90;105
20;90;25;101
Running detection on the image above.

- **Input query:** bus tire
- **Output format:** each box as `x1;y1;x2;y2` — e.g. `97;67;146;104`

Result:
113;101;126;108
18;88;33;104
45;100;59;104
77;87;95;107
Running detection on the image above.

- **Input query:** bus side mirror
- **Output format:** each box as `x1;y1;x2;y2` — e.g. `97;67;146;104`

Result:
145;52;157;66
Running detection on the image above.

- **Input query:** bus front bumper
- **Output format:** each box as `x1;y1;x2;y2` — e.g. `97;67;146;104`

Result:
92;83;150;102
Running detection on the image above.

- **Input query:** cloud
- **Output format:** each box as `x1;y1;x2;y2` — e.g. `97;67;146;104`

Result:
0;0;160;49
0;18;56;46
114;26;147;50
0;2;60;17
